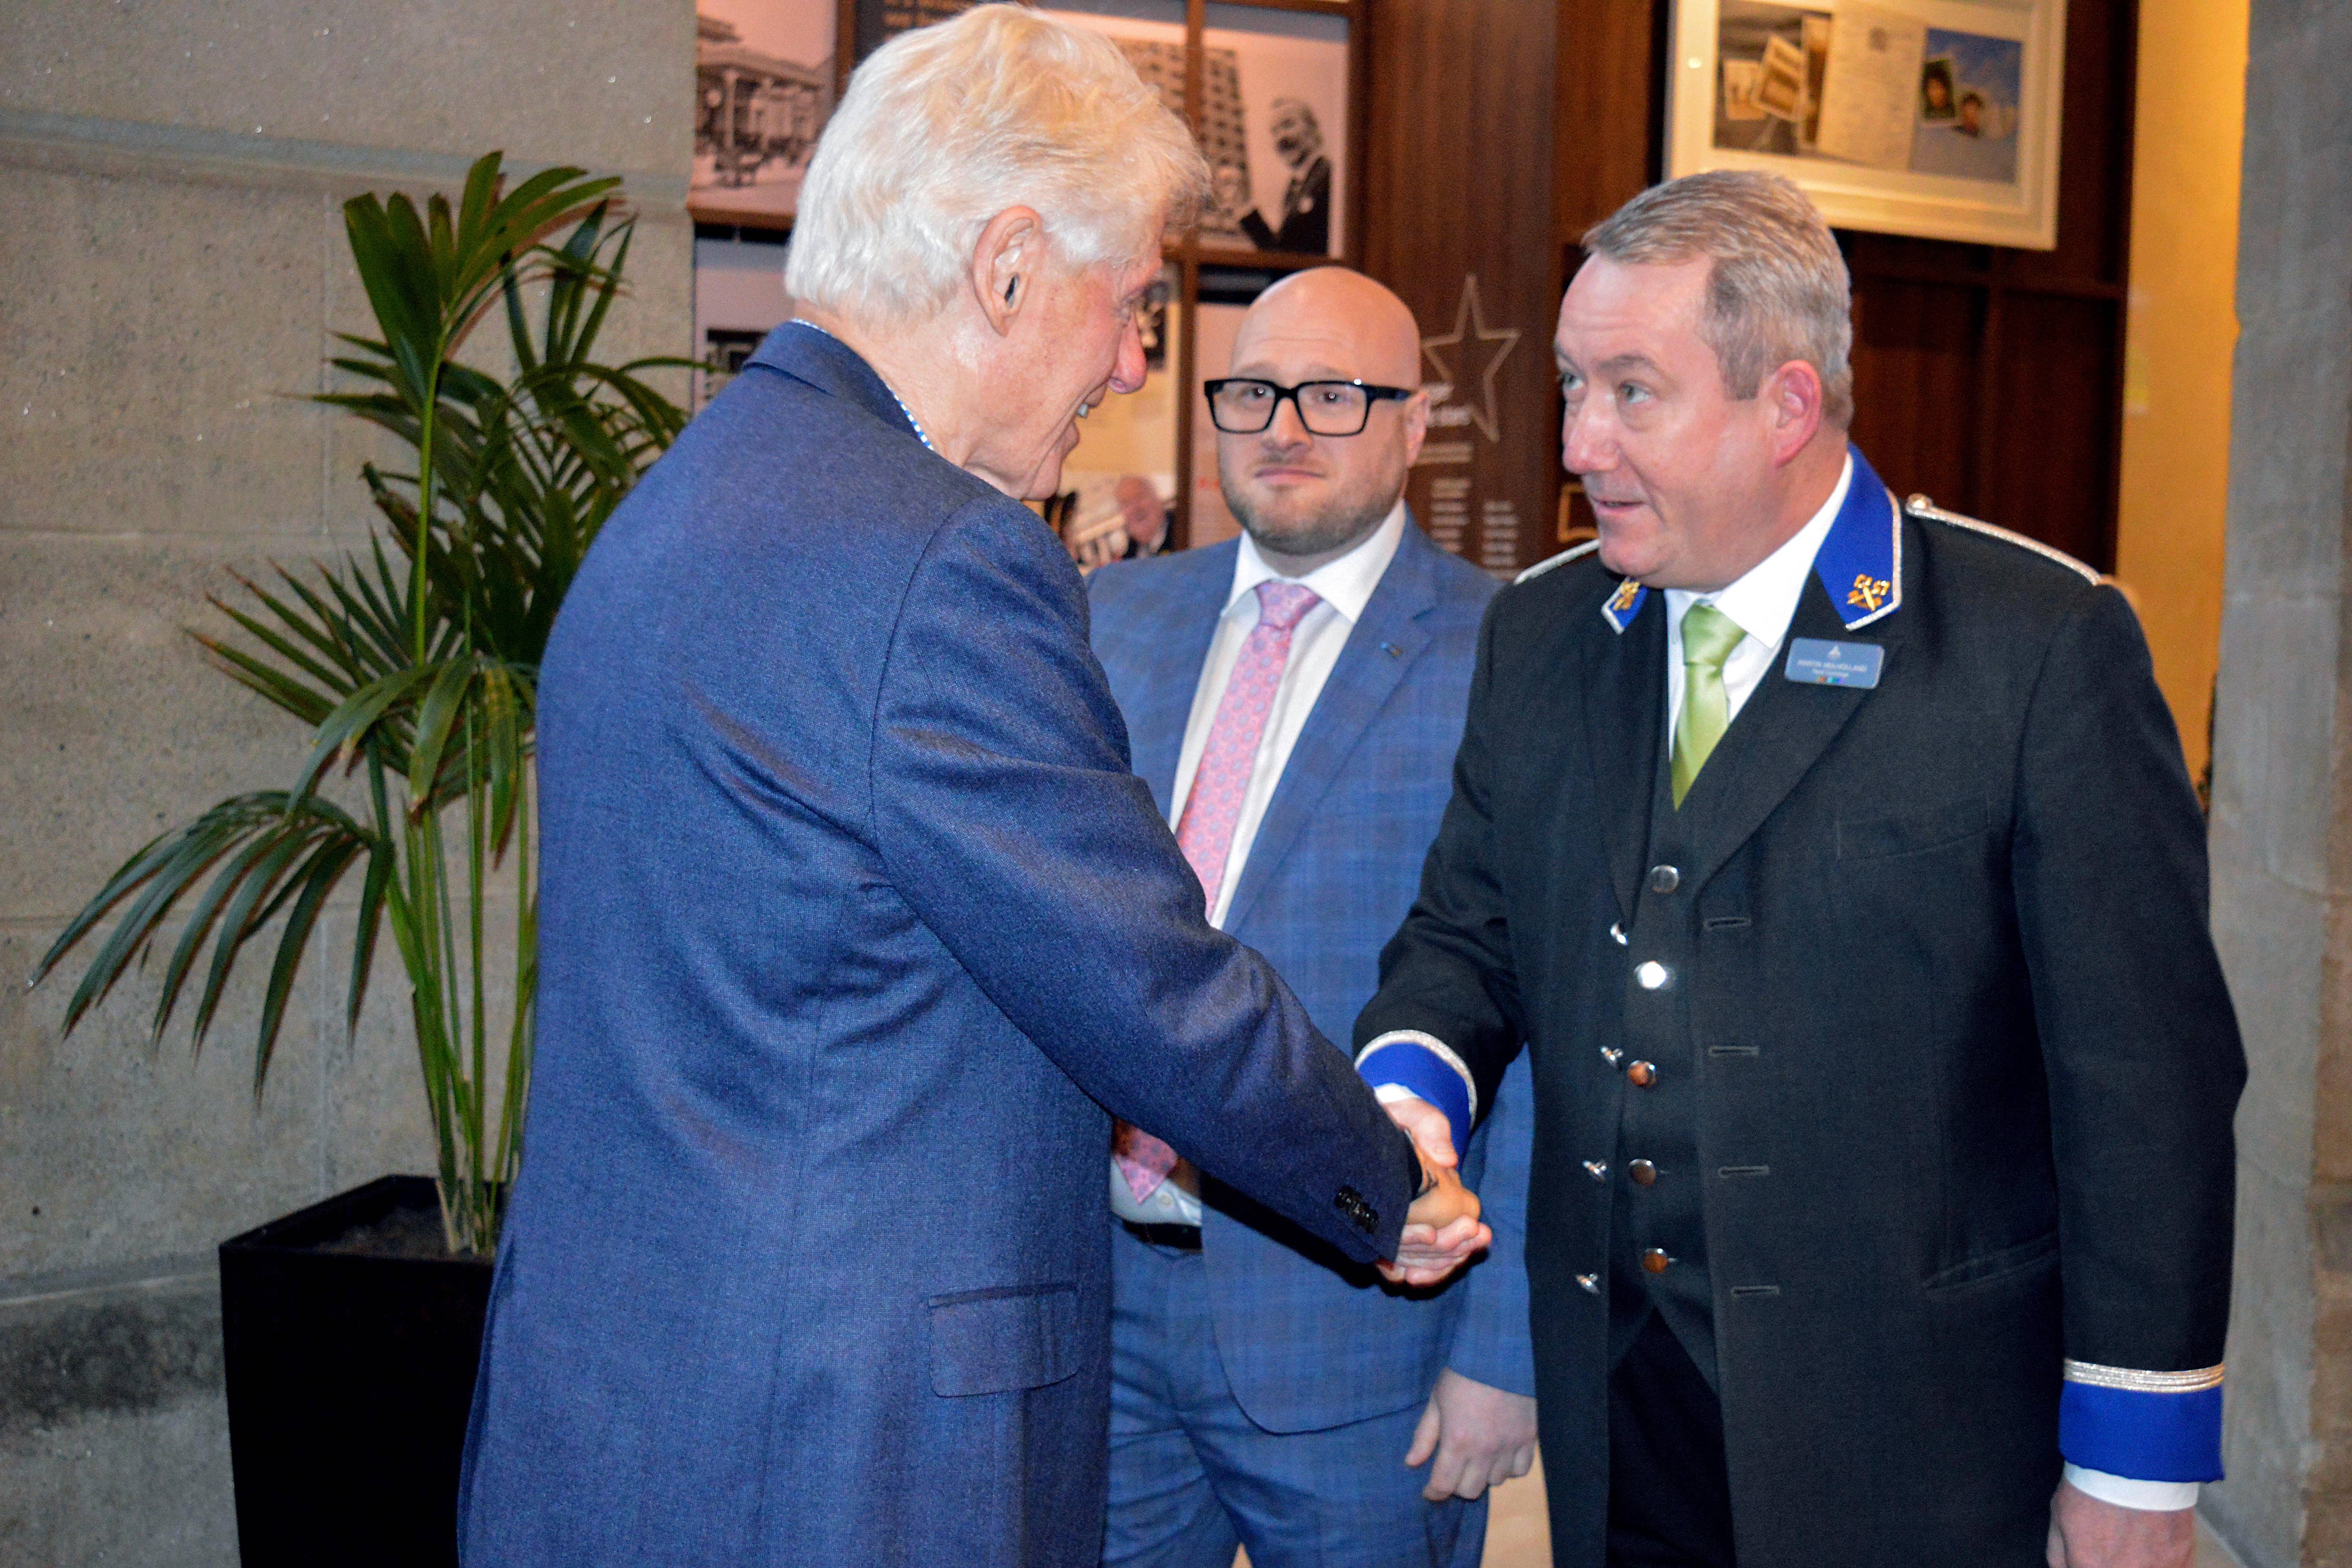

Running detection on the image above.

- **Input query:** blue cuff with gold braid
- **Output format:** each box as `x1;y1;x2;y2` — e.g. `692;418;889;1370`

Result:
2057;1360;2225;1483
1353;1033;1475;1156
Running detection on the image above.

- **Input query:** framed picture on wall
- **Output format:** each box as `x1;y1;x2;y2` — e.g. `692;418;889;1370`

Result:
1198;6;1351;260
1664;0;2066;249
693;1;838;228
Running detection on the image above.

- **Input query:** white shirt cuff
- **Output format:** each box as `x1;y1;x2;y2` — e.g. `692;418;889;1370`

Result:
2063;1463;2199;1511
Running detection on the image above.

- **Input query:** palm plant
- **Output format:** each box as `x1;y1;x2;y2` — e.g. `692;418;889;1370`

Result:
32;153;690;1256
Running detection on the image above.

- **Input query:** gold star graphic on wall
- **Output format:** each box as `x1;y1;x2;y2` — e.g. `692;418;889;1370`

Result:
1420;275;1520;444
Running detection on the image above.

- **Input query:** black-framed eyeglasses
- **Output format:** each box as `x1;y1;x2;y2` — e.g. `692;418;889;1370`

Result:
1202;378;1415;437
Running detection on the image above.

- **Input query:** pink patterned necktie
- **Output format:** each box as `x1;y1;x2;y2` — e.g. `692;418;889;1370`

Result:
1115;579;1323;1204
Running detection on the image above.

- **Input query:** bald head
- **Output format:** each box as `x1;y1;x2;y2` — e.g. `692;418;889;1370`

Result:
1233;267;1422;391
1217;267;1428;574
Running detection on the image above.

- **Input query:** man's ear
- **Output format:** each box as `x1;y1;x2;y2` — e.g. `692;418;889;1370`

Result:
1400;388;1431;469
1761;358;1826;467
970;206;1045;338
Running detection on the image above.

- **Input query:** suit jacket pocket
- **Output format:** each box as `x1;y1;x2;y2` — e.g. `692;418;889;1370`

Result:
927;1283;1081;1397
1922;1228;2059;1293
1836;797;1991;861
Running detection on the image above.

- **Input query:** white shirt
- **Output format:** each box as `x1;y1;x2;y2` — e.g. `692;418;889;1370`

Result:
1111;503;1407;1228
1171;502;1409;926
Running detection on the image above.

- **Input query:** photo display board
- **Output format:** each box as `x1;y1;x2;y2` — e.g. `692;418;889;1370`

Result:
1198;6;1350;260
1666;0;2065;247
693;0;838;228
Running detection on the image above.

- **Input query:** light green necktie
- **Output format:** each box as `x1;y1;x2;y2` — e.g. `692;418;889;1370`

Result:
1672;603;1746;808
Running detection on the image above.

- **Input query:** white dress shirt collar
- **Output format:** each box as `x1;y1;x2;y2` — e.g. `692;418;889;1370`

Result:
1664;452;1853;649
1225;500;1408;627
1661;452;1854;735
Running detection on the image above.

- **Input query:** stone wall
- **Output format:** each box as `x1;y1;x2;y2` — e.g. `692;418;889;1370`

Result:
2202;0;2352;1563
0;4;693;1561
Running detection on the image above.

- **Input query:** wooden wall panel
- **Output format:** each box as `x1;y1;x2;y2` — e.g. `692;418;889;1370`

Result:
1362;0;1560;575
1845;279;1986;508
1554;0;1667;240
1977;292;2124;566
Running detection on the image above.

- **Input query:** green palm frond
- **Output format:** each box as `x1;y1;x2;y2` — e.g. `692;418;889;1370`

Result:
35;151;686;1255
30;793;384;1077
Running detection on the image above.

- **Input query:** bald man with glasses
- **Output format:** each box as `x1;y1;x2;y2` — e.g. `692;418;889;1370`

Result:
1084;266;1539;1568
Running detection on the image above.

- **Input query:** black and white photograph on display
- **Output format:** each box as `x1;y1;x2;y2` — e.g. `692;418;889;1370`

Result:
1202;6;1348;256
856;3;1350;258
1035;1;1195;232
1668;0;2061;248
1034;3;1241;249
692;1;836;227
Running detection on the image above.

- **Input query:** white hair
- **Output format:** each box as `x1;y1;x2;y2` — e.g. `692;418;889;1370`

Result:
1581;170;1855;428
785;5;1208;327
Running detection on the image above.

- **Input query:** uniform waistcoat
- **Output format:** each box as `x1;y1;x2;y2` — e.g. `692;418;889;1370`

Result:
1608;694;1774;1390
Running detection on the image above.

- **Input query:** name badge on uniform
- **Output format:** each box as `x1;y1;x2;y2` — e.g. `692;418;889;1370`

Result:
1784;637;1884;688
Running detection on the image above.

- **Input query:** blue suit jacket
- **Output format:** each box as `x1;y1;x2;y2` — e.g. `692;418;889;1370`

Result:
1088;524;1537;1433
457;324;1426;1568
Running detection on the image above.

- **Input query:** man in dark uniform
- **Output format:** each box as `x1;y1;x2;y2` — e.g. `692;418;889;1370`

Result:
1352;170;2243;1568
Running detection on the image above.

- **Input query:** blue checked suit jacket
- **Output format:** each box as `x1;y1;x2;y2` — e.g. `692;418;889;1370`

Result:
1088;520;1538;1432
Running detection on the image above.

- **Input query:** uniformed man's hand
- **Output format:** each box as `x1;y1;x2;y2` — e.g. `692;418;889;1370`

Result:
1376;1095;1488;1284
1404;1367;1538;1500
1381;1163;1489;1286
2046;1481;2195;1568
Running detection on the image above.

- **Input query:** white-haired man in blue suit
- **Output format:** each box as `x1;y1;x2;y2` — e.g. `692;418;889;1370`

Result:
457;15;1493;1568
1086;267;1539;1568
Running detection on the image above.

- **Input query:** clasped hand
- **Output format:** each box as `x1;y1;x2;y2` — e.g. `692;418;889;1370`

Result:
1375;1096;1492;1287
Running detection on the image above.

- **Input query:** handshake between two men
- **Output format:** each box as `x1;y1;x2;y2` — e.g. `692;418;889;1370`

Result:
1376;1092;1492;1287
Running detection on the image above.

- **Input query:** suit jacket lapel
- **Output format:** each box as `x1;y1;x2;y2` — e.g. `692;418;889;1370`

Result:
1675;570;1900;891
1579;588;1664;927
1219;531;1438;936
1130;566;1232;814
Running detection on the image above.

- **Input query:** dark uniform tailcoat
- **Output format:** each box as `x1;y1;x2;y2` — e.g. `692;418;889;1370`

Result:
1356;459;2245;1567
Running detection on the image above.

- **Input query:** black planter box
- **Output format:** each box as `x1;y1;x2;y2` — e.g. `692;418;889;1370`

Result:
219;1175;493;1568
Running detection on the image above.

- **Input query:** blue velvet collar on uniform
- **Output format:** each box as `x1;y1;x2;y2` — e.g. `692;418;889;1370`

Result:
1599;445;1903;634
